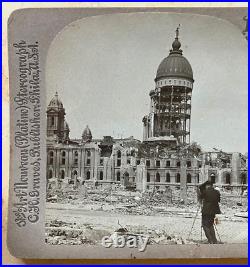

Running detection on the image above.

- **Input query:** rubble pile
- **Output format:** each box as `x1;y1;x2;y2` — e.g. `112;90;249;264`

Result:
47;183;248;218
45;219;195;246
45;219;110;245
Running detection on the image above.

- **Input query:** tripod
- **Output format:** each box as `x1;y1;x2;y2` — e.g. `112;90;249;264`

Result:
187;204;201;240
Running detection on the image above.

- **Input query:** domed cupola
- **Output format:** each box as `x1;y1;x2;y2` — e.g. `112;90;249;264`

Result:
82;125;92;142
48;92;64;109
155;26;193;82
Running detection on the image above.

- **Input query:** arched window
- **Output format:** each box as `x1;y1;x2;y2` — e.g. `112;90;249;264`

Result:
187;161;192;168
60;169;65;179
210;173;216;184
49;151;54;165
74;151;78;165
48;169;53;179
226;173;231;184
187;173;192;183
147;172;150;182
99;171;103;180
61;151;66;165
86;171;90;180
241;173;247;184
156;172;160;182
166;173;170;183
117;150;121;166
117;171;120;181
176;173;180;183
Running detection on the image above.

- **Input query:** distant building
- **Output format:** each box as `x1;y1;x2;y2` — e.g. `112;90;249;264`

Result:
46;29;247;192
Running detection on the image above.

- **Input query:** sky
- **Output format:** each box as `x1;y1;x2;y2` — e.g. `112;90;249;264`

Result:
46;12;248;153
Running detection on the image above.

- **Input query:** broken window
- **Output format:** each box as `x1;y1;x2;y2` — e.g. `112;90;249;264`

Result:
51;116;55;126
60;169;65;179
136;160;140;165
48;169;53;179
187;161;191;168
147;172;150;182
166;160;170;167
156;160;160;167
117;150;121;158
146;160;150;167
127;159;131;165
49;151;54;165
73;170;78;180
241;173;247;184
117;171;120;181
225;173;231;184
187;173;192;183
87;158;91;165
86;171;90;180
176;161;180;167
166;173;170;183
100;158;103;166
61;151;66;165
210;173;216;184
176;173;180;183
99;171;103;180
117;159;121;167
74;151;78;165
156;172;160;182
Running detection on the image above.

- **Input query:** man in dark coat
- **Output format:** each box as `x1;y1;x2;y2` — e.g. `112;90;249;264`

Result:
198;180;221;244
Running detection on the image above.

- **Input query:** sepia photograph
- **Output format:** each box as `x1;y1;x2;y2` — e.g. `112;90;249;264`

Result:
44;12;247;250
5;4;248;261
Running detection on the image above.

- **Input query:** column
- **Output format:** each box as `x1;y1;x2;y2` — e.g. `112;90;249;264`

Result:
231;153;240;185
180;159;187;204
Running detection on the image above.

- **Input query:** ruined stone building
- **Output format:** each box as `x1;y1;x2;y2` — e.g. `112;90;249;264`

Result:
46;29;247;192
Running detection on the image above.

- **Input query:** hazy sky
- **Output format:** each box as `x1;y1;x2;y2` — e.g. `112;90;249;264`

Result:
46;12;247;153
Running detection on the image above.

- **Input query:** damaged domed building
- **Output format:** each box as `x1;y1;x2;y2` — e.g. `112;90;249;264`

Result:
46;29;247;195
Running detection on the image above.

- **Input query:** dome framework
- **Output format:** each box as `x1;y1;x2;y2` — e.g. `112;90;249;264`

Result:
143;27;194;146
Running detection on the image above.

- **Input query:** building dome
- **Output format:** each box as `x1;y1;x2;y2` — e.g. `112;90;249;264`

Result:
155;28;193;82
82;125;92;142
48;92;64;108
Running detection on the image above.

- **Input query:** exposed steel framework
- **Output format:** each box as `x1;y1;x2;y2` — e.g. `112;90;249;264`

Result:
152;85;192;145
